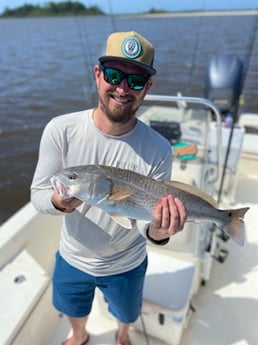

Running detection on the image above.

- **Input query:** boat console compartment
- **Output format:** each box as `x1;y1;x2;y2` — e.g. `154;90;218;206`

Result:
133;250;195;345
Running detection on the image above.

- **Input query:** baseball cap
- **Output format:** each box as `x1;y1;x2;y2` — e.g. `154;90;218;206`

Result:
99;31;156;76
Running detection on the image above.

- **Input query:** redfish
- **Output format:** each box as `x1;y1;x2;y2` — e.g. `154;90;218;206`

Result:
51;165;249;246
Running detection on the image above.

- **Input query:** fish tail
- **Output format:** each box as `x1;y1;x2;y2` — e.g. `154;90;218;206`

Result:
223;207;249;246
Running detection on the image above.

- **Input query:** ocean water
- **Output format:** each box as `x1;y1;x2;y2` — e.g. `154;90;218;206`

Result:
1;13;258;223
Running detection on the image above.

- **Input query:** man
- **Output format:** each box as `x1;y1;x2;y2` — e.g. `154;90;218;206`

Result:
31;31;186;345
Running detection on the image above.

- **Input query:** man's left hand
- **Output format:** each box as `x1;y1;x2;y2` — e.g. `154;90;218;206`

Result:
148;194;187;241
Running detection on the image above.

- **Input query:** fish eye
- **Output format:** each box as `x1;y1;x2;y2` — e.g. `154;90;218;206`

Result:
68;172;77;180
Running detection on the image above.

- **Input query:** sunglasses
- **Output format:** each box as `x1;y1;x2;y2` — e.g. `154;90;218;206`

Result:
99;64;149;91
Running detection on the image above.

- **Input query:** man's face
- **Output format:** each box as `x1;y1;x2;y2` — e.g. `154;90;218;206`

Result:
94;61;153;124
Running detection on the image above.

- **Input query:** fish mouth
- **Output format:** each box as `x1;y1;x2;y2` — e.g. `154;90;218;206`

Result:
50;177;70;199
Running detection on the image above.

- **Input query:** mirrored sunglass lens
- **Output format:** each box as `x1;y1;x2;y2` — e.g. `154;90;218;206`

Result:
128;75;147;90
103;66;148;90
105;68;122;85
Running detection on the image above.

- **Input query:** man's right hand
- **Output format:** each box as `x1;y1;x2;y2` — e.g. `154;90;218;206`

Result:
51;192;83;213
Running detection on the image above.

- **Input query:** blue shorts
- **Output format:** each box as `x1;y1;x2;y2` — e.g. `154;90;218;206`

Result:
52;252;148;323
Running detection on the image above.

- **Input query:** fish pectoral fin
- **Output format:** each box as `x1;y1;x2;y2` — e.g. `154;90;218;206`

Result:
110;214;133;229
108;187;133;202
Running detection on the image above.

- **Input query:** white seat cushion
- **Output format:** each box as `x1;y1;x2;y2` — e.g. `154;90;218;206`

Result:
143;250;195;311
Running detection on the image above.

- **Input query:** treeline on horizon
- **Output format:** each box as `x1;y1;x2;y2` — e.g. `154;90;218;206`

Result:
0;1;169;18
0;1;106;17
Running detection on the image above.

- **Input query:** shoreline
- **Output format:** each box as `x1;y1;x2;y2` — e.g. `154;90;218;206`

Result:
136;9;258;18
1;9;258;19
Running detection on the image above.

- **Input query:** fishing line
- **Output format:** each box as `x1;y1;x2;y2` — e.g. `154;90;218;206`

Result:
74;14;98;105
107;0;117;32
74;1;118;106
185;0;207;96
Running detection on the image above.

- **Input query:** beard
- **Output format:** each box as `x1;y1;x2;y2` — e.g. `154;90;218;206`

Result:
99;92;141;124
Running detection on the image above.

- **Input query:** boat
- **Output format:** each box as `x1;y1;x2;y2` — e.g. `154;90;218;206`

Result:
0;54;257;345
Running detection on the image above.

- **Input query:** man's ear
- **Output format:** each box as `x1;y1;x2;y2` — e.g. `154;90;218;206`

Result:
94;64;101;87
145;79;154;93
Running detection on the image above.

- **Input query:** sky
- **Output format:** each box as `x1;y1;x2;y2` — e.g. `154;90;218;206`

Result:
1;0;258;15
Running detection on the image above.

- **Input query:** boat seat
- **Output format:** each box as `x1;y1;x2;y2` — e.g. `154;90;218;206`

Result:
143;249;195;311
0;250;49;345
133;249;195;345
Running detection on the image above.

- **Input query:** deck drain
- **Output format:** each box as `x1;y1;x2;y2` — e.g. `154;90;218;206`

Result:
14;274;26;283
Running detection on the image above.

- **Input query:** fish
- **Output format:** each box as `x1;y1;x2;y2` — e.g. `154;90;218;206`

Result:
51;164;249;246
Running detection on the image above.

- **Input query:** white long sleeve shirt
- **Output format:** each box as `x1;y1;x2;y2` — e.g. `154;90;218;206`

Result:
31;109;172;276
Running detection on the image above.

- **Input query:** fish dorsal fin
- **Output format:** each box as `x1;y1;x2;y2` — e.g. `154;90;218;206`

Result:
108;186;133;202
111;214;132;229
163;180;217;207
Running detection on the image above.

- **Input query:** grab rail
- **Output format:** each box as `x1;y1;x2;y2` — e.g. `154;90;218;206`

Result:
144;94;222;183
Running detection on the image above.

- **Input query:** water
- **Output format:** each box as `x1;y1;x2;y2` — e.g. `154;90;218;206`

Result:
1;14;258;224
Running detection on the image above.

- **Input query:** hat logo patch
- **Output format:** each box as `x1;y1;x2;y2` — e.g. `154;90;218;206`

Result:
121;36;142;59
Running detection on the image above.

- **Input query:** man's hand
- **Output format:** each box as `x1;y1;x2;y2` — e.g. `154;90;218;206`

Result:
51;192;83;213
148;194;187;242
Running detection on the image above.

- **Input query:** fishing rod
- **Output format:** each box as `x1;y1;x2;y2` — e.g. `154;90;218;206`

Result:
74;0;118;106
107;0;117;32
240;8;258;96
74;14;97;105
217;8;258;206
